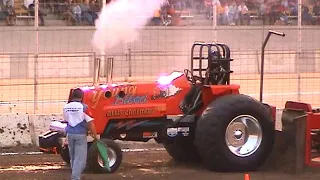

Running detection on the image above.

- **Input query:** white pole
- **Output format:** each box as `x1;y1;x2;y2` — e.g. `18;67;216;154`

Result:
212;0;217;42
297;0;302;102
127;42;132;77
34;0;39;114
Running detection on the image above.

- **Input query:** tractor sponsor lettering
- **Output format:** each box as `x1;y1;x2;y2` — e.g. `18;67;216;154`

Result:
111;86;137;97
106;108;154;117
114;95;148;105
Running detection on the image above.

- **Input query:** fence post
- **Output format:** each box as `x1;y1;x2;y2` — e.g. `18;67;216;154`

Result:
212;0;217;42
256;50;260;73
127;43;132;77
297;0;302;102
34;0;39;114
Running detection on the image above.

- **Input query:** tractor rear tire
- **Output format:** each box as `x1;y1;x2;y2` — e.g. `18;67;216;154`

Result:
194;94;275;172
163;136;200;162
87;139;123;173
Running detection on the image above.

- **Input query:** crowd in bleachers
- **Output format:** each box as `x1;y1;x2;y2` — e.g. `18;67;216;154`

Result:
0;0;101;25
207;0;320;25
0;0;319;26
57;0;100;25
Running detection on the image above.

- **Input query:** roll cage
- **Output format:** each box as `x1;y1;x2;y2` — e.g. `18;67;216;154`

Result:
185;42;233;85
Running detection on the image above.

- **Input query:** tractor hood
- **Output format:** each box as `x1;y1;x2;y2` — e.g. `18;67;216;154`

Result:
69;71;190;111
76;71;187;93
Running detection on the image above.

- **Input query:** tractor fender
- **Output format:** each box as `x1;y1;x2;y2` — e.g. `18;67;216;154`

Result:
262;103;277;123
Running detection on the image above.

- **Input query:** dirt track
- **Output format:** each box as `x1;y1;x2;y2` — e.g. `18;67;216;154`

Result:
0;132;319;180
0;149;320;180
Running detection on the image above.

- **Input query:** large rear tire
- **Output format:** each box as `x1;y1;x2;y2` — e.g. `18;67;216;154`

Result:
194;94;275;172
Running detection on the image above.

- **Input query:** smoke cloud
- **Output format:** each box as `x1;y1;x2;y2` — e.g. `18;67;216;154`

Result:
92;0;162;53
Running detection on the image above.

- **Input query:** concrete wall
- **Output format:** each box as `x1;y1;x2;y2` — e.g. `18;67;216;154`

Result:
0;27;319;79
1;27;319;53
0;110;283;147
0;55;10;79
0;114;32;147
0;114;65;147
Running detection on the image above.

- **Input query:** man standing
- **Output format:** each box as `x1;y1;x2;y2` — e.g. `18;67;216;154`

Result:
23;0;45;26
238;2;250;25
63;88;98;180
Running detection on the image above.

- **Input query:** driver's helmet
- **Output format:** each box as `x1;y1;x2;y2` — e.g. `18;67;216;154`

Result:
210;50;220;63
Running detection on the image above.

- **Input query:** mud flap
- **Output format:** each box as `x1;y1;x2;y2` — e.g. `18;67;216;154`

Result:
261;108;308;173
281;109;307;151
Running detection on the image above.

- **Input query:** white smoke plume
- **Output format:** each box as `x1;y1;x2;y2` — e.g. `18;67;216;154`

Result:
92;0;162;53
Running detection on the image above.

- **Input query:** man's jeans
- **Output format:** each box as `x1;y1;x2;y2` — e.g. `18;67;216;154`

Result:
67;133;87;180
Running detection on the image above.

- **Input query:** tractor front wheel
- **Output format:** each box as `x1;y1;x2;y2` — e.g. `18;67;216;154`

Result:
59;145;70;164
195;94;275;172
58;142;93;165
87;139;123;173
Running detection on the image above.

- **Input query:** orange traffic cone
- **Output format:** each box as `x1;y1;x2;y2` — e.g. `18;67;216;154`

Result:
244;173;250;180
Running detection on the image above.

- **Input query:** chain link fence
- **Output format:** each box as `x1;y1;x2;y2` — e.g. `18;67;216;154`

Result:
0;0;319;114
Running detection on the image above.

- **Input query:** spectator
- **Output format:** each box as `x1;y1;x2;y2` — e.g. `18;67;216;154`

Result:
204;0;212;13
259;1;270;25
313;1;320;16
53;0;66;16
72;1;81;25
277;0;290;24
281;0;288;9
160;0;171;26
217;2;228;25
2;0;15;26
152;9;162;25
228;1;238;25
302;5;314;25
69;0;81;25
205;0;220;19
62;0;82;25
289;1;297;16
24;0;45;26
89;0;100;22
238;2;250;25
313;1;320;24
269;1;279;25
79;0;96;25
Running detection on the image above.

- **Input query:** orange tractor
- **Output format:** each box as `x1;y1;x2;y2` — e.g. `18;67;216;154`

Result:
39;31;289;173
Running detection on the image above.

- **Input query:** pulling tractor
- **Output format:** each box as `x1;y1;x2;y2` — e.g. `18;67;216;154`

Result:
38;30;305;173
